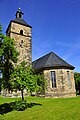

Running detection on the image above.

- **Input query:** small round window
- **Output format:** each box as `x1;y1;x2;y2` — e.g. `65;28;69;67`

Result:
20;30;23;35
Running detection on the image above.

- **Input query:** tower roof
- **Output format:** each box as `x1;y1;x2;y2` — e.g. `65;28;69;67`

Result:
6;8;32;33
12;18;32;27
32;52;75;70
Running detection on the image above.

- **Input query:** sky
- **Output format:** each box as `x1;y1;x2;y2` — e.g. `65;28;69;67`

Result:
0;0;80;72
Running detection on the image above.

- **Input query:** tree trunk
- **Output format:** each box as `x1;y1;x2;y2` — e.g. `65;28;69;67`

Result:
21;90;24;101
78;82;80;95
79;87;80;95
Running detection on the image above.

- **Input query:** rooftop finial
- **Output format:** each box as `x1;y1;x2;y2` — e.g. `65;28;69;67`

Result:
18;8;21;11
18;8;22;13
15;8;24;19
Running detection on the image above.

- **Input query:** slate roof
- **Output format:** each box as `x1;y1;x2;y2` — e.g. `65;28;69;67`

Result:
32;52;75;70
13;18;32;28
6;18;32;33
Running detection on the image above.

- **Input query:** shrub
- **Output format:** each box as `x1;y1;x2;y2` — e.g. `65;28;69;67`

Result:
14;100;27;111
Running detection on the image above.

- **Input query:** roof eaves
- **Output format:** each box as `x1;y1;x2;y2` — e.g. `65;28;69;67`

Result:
33;65;75;71
12;19;32;28
6;19;32;33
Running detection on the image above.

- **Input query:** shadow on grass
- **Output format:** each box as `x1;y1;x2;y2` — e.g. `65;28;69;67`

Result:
0;102;14;115
27;102;42;108
0;102;42;115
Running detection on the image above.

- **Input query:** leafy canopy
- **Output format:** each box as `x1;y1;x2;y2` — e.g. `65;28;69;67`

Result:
74;72;80;94
11;61;46;100
0;25;19;91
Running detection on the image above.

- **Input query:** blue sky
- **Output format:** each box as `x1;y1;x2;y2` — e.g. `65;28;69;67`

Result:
0;0;80;72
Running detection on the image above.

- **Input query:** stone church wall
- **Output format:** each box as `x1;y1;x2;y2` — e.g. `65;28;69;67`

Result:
43;69;76;98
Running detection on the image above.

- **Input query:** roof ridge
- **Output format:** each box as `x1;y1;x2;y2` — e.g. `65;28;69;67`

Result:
33;52;52;63
44;52;52;67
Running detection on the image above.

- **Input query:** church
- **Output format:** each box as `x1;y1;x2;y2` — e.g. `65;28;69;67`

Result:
6;8;76;98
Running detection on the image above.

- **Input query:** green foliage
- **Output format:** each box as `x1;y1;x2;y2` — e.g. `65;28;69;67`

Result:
11;61;46;100
11;61;36;100
11;62;28;90
35;74;46;94
14;100;27;111
0;24;2;33
74;72;80;95
0;25;19;91
0;35;19;62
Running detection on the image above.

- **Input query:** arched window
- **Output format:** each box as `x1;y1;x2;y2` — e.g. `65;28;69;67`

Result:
20;30;23;35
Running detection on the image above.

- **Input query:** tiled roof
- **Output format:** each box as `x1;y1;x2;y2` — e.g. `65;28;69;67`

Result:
32;52;75;70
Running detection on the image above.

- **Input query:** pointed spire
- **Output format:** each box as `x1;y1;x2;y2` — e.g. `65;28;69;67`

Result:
15;8;24;19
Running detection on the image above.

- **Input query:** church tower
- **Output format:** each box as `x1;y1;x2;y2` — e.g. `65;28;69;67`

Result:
6;8;32;65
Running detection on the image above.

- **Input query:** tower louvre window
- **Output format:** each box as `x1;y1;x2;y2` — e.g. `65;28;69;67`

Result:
19;13;22;18
20;30;23;35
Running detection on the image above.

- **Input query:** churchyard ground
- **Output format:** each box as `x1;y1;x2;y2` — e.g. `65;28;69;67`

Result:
0;96;80;120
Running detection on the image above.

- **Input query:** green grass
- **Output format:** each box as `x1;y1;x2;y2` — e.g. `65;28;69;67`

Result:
0;96;80;120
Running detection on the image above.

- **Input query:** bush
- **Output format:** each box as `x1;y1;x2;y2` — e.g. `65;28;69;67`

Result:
14;100;27;111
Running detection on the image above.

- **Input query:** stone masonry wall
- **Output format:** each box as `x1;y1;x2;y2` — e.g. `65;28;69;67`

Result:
43;69;76;98
7;22;32;65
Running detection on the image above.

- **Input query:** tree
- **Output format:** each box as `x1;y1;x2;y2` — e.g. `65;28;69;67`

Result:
0;25;19;92
74;72;80;95
11;61;31;100
11;61;46;100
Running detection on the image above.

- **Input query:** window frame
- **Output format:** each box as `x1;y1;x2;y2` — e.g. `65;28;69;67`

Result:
50;71;56;88
67;71;71;88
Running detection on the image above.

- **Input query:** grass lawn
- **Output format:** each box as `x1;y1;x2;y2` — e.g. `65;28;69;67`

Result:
0;96;80;120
